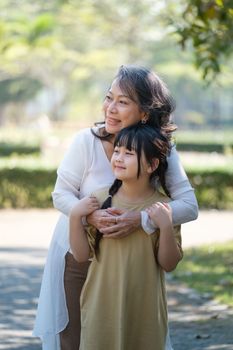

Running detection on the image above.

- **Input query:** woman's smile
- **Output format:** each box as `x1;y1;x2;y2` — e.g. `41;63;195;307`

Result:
103;79;145;134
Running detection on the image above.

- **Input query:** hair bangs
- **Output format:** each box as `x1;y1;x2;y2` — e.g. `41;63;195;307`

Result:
115;69;139;104
114;127;143;178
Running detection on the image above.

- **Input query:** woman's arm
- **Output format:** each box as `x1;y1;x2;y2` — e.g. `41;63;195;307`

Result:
142;146;199;233
52;129;91;216
165;146;198;225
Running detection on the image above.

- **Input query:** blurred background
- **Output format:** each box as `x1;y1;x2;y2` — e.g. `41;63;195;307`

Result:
0;1;233;349
0;0;232;211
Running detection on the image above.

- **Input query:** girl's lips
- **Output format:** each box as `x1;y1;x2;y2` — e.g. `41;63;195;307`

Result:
114;165;126;170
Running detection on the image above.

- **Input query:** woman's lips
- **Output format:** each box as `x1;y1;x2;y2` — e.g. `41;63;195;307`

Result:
106;117;120;126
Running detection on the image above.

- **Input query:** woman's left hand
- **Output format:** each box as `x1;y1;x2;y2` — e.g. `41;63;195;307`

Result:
100;208;141;238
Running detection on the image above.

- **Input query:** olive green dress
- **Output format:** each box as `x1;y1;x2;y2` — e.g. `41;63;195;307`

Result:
79;188;182;350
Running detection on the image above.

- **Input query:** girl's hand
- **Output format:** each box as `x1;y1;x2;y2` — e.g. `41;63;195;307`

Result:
70;196;99;217
100;208;141;239
146;202;172;230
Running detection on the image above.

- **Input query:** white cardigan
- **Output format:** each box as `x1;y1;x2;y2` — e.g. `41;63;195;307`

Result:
33;127;198;349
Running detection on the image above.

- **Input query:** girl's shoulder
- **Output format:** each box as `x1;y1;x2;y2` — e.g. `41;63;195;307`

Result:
91;187;109;205
150;190;171;205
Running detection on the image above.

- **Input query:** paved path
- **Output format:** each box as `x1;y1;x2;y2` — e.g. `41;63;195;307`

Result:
0;209;233;349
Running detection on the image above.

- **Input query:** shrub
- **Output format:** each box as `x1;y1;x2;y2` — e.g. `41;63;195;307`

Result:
188;169;233;209
0;168;56;208
0;142;40;157
0;167;232;209
176;142;225;153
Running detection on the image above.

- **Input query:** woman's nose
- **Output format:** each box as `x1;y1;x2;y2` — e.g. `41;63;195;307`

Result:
108;100;117;113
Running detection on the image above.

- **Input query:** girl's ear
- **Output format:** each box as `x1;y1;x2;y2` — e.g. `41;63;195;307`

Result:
147;158;159;174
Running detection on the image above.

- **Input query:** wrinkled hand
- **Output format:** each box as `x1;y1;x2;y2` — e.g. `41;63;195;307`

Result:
146;202;172;230
86;209;118;231
100;207;141;239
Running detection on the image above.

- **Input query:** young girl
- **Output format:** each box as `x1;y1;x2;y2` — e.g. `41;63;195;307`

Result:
70;124;183;350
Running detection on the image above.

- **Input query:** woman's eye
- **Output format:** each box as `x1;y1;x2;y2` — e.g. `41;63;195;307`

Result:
105;95;112;101
126;151;134;155
119;100;128;105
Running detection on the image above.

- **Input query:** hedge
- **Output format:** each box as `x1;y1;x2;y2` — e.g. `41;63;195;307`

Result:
176;142;226;153
0;168;56;208
0;141;231;156
188;169;233;210
1;167;233;209
0;142;41;157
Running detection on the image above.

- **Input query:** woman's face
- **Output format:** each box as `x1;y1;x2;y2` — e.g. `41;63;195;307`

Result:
103;79;145;135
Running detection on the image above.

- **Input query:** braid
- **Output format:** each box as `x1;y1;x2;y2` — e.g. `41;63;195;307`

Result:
94;179;122;257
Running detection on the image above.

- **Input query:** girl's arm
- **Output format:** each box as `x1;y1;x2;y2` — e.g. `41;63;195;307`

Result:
69;196;99;262
146;203;182;272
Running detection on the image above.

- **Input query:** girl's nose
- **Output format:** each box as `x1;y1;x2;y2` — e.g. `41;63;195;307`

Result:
116;153;123;162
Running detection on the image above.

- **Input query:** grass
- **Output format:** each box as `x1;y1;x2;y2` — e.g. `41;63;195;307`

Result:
172;241;233;306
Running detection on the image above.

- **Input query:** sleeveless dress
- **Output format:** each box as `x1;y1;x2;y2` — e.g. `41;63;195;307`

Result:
79;188;182;350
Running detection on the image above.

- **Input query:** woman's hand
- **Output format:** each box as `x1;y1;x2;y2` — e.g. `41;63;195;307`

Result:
100;208;141;239
86;209;117;230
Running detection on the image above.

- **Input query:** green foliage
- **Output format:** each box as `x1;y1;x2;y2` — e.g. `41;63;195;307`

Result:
175;128;233;153
188;169;233;209
172;241;233;306
165;0;233;81
0;166;232;209
0;168;56;208
176;142;231;153
0;142;40;157
0;0;232;126
0;77;42;104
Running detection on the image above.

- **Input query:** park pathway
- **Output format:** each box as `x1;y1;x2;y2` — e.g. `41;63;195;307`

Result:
0;209;233;349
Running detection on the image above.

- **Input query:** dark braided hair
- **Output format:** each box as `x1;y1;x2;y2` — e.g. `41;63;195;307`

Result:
94;179;122;257
92;64;176;142
94;123;171;257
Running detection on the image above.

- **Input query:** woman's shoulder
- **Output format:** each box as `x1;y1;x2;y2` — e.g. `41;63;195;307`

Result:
72;125;103;141
69;127;99;150
73;127;93;139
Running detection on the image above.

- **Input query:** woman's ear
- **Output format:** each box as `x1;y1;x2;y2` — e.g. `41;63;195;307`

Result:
141;112;149;124
147;159;159;174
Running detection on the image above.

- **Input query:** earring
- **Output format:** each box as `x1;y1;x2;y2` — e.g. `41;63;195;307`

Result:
141;119;147;124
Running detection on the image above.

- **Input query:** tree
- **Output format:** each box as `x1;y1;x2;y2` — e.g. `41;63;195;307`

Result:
165;0;233;81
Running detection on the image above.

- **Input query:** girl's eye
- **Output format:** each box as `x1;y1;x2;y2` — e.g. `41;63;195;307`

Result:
105;95;112;101
126;151;134;155
113;148;119;153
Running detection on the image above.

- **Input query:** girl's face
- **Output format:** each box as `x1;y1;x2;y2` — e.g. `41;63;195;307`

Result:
111;145;151;182
103;79;145;135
